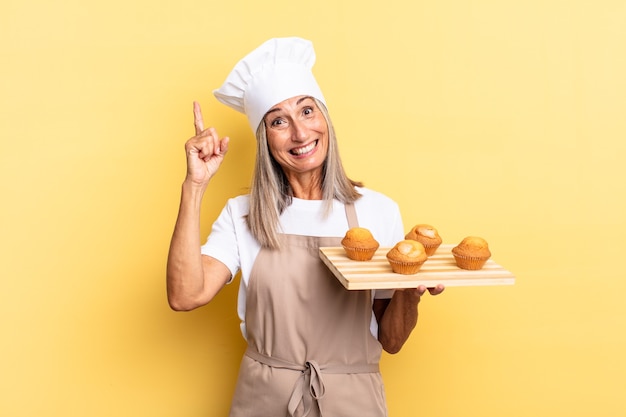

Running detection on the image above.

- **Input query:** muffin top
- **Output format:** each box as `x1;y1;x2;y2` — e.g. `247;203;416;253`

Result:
405;224;442;244
386;240;428;263
452;236;491;258
341;227;379;249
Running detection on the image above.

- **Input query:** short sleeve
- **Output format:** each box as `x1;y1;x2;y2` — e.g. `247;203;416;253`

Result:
201;202;241;282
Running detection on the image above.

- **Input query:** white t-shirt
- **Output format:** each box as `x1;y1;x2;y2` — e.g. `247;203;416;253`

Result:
201;187;405;339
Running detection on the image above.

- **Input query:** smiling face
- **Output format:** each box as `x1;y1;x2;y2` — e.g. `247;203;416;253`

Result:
263;95;329;181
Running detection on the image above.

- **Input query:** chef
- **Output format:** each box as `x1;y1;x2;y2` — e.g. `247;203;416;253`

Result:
166;37;444;417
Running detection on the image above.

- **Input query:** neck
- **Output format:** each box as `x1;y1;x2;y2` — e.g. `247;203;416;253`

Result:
287;171;323;200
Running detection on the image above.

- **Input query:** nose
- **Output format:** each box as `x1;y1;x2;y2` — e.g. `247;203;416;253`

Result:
291;119;308;142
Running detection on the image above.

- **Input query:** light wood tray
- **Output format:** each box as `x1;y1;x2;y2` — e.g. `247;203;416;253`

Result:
319;244;515;290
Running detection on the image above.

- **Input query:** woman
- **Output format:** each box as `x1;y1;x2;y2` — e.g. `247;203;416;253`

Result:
167;37;444;417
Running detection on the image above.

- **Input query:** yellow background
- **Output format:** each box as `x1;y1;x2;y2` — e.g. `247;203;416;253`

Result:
2;0;625;416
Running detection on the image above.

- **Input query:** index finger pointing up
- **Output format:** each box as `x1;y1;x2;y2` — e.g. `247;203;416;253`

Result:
193;101;205;135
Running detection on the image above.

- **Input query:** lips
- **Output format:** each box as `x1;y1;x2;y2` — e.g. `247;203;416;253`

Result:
290;139;318;155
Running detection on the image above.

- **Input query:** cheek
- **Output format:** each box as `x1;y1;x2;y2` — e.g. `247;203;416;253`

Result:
314;117;328;132
266;133;286;154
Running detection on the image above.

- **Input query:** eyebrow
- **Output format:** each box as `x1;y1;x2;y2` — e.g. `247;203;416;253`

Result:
264;96;314;117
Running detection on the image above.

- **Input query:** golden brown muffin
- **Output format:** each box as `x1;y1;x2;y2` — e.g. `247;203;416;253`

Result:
386;240;428;274
451;236;491;270
341;227;380;261
405;224;443;256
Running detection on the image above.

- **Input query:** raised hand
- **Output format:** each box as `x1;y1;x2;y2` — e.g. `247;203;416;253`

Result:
184;101;229;187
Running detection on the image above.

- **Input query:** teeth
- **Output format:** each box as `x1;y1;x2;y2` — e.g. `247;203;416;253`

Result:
292;140;317;155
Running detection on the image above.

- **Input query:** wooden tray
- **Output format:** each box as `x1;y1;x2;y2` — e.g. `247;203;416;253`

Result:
319;244;515;290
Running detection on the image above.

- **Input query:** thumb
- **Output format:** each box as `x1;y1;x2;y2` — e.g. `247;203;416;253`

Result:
219;137;230;155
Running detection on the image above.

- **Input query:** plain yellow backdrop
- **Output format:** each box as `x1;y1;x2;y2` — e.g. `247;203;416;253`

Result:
2;0;625;416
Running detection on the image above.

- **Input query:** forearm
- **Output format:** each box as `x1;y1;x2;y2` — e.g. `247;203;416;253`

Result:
377;289;421;354
166;181;209;310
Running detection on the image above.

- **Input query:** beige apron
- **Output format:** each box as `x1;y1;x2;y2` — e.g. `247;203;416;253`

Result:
228;204;388;417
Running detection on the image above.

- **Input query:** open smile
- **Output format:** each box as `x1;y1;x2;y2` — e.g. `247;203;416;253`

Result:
290;139;319;156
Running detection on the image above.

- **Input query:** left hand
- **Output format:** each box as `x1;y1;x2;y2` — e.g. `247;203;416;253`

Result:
418;284;445;296
398;283;445;298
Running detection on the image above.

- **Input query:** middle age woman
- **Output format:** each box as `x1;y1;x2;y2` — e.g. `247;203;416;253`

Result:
167;37;444;417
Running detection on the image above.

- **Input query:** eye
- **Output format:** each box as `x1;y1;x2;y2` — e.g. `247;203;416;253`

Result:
302;106;314;116
270;117;286;127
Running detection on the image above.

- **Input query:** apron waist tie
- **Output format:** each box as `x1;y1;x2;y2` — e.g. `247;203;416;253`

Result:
245;346;379;417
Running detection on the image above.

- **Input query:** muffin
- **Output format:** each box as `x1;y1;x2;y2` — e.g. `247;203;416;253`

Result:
386;240;428;275
451;236;491;270
341;227;380;261
405;224;442;256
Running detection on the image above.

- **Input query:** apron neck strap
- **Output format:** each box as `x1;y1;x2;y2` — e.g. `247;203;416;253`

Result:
344;203;359;229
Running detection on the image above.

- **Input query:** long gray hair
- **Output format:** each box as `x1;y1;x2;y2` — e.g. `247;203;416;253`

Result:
246;98;362;249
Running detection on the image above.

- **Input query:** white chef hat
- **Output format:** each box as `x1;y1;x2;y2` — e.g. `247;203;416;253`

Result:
213;37;326;133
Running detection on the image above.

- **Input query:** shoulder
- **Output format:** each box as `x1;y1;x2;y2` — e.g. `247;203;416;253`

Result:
210;194;250;232
351;187;404;245
222;194;250;216
354;187;400;211
227;194;250;207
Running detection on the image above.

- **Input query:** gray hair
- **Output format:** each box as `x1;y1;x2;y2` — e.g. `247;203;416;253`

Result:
246;98;362;249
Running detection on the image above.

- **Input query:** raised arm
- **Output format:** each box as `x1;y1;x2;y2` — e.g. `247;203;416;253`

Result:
373;285;445;354
166;102;231;311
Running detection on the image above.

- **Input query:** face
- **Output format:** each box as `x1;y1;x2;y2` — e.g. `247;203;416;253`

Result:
263;95;329;179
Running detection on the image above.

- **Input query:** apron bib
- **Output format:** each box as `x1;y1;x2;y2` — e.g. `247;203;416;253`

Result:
228;204;388;417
